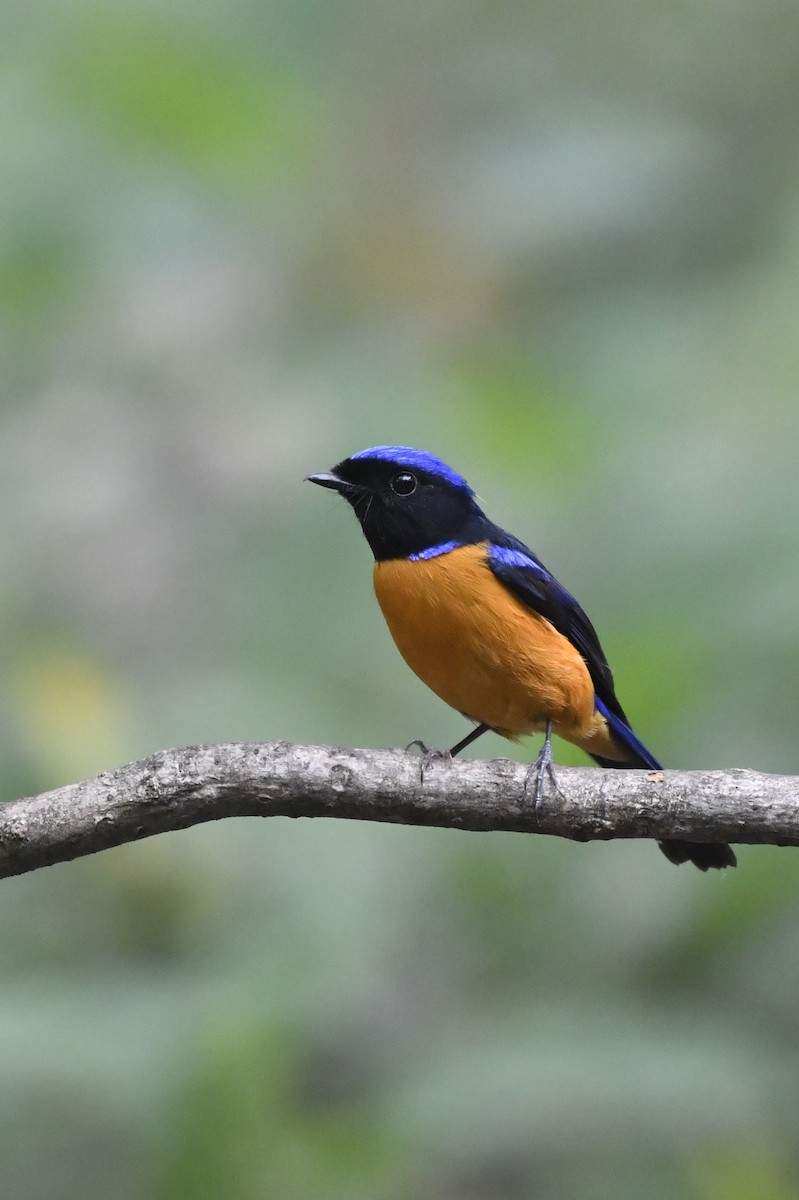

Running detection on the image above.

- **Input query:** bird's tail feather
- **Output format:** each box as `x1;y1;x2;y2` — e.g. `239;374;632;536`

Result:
593;698;662;770
591;699;736;871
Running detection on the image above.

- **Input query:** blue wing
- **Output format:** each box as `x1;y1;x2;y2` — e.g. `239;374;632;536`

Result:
485;530;661;770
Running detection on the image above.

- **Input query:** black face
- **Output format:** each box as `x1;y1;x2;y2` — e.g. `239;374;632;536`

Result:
307;455;488;560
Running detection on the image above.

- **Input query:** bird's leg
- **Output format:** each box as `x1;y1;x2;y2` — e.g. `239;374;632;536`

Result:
524;721;563;811
448;723;491;757
406;723;491;782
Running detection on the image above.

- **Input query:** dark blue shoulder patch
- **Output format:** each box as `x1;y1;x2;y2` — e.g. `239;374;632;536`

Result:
487;543;549;576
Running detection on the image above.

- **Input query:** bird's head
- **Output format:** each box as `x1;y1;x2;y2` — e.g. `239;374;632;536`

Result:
307;445;487;561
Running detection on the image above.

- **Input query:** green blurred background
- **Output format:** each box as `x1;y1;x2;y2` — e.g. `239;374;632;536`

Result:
2;1;799;1197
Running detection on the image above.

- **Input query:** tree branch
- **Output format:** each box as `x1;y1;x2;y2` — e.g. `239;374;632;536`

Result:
0;741;795;879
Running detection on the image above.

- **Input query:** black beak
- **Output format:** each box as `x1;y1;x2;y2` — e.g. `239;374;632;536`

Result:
305;471;351;493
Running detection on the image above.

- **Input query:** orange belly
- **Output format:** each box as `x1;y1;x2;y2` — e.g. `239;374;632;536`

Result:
373;543;619;756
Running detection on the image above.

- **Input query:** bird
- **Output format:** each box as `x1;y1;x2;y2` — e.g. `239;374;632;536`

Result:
307;445;736;871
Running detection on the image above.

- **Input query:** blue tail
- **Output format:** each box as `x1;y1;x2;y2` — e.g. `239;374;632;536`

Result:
593;697;661;770
591;698;735;871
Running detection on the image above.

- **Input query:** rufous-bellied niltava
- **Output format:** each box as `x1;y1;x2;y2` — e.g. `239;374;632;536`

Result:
307;445;735;871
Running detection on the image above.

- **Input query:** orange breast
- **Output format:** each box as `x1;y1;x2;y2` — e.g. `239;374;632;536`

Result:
373;543;602;744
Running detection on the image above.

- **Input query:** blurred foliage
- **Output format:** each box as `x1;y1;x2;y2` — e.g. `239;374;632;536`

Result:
1;0;799;1197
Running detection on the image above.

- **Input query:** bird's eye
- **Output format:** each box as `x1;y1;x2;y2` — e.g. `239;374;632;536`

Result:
390;471;417;496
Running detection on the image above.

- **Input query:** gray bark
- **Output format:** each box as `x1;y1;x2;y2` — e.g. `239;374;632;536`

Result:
0;742;794;879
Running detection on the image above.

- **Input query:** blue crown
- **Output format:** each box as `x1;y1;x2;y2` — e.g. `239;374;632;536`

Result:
350;445;473;494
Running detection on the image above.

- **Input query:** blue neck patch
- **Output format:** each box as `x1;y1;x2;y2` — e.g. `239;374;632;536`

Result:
350;445;473;494
409;539;461;561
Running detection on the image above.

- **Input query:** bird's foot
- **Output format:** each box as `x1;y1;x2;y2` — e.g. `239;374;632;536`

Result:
523;724;565;813
405;739;452;783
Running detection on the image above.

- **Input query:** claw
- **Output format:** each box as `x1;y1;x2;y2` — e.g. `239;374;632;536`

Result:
406;721;492;783
405;739;452;783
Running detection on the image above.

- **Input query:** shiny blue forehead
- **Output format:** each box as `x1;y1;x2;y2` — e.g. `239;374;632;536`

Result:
350;445;473;494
